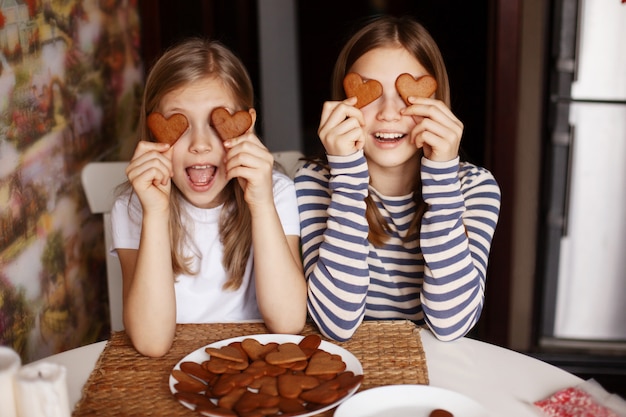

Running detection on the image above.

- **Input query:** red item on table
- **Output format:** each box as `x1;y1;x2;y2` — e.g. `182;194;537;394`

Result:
534;386;620;417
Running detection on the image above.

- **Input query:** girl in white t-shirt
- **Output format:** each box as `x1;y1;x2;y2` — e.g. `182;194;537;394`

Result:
111;38;307;357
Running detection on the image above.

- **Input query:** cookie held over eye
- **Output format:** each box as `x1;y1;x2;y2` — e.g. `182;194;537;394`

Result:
395;73;438;105
210;107;253;141
147;112;189;145
343;72;383;108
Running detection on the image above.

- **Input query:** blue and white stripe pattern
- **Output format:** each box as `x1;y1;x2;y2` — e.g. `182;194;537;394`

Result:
295;150;501;342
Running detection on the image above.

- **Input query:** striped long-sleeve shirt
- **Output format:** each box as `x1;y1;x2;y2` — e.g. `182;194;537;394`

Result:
294;150;501;342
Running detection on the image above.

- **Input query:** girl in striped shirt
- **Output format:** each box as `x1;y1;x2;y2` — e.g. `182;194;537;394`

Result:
295;15;501;342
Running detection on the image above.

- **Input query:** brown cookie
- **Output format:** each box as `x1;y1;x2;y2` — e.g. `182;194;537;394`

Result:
172;368;207;393
277;373;320;399
215;387;246;410
265;342;307;365
298;334;322;354
430;409;454;417
198;408;237;417
277;396;307;414
248;375;279;396
243;359;287;379
233;391;280;414
241;338;278;361
179;361;218;384
343;72;383;108
147;112;188;145
210;107;253;140
335;370;364;390
395;73;438;105
305;351;347;376
212;372;255;397
203;356;248;374
205;345;246;363
173;390;216;409
299;377;343;406
279;359;308;371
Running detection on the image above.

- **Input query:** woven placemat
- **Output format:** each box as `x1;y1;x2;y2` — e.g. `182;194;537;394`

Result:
73;320;428;416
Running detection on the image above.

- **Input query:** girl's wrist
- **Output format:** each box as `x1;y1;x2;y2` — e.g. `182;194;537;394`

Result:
248;201;278;220
142;208;170;225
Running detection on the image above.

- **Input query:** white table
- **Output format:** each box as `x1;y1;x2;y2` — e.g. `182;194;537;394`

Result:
36;329;582;416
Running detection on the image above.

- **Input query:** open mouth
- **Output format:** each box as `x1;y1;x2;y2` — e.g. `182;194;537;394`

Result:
374;132;406;143
186;165;217;186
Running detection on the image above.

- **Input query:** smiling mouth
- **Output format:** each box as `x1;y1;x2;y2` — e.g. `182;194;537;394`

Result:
186;165;217;186
374;132;405;143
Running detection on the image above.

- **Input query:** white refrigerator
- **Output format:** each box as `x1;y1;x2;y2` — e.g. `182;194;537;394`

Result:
539;0;626;350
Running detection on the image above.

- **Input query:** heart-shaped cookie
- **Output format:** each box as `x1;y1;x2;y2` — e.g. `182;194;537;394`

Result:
265;342;307;365
205;345;246;363
210;107;253;140
277;373;320;399
343;72;383;108
147;112;188;145
241;338;278;361
305;350;346;376
234;391;280;414
395;73;438;105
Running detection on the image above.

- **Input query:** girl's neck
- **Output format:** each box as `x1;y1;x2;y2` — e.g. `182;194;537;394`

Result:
368;155;420;196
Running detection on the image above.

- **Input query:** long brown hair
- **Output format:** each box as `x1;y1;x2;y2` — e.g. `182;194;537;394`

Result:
330;15;451;247
137;37;254;290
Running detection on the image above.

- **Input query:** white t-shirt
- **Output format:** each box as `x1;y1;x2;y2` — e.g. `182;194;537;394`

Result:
110;171;300;323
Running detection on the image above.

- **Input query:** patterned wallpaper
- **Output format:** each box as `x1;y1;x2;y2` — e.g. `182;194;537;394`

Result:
0;0;143;362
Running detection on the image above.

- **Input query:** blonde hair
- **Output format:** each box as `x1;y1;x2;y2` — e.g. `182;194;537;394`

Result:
137;37;254;290
330;15;450;247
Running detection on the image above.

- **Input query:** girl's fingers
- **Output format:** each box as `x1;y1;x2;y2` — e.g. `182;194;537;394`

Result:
223;134;273;178
319;99;363;136
127;141;174;188
318;99;366;156
404;98;464;161
225;148;275;207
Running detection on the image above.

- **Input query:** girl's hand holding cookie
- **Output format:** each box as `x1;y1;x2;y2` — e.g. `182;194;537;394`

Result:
403;97;464;162
126;140;174;213
318;97;367;156
223;134;275;208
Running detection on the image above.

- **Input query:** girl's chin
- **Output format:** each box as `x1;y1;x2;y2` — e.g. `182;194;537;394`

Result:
177;177;227;208
183;191;224;209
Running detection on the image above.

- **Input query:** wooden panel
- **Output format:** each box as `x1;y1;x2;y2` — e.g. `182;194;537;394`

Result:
477;0;522;347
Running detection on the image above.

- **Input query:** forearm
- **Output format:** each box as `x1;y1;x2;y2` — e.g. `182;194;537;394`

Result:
420;158;501;340
123;211;176;357
296;153;371;341
251;203;307;334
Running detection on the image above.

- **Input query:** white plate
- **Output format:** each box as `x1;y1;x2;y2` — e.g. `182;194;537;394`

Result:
334;385;487;417
170;334;363;416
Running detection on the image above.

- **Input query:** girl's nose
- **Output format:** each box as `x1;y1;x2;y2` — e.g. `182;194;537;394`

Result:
376;94;404;121
188;126;215;153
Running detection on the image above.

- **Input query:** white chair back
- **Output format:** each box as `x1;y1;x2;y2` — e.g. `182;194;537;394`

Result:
272;150;304;179
81;162;128;331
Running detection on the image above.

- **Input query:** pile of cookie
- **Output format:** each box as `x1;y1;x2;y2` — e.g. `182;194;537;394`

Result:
172;334;363;416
